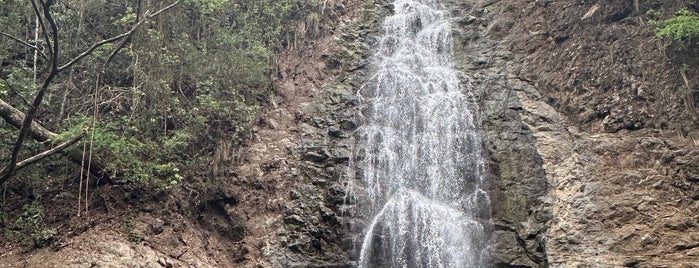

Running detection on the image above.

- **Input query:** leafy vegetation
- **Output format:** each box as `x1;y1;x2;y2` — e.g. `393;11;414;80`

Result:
654;8;699;46
0;0;307;186
4;199;56;248
0;0;325;247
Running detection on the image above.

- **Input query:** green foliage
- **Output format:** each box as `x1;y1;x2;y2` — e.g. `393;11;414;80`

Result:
14;201;41;229
0;0;320;250
5;200;55;248
122;216;140;243
126;0;298;160
0;0;310;189
0;0;31;61
1;66;34;104
654;8;699;46
54;118;182;187
185;0;229;13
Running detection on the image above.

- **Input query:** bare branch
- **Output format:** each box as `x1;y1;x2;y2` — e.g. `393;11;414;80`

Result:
29;0;53;58
0;31;48;61
103;34;131;69
0;98;110;184
145;0;181;19
0;77;33;108
4;0;60;184
15;130;87;171
102;0;178;69
41;0;59;71
59;0;182;72
58;25;140;72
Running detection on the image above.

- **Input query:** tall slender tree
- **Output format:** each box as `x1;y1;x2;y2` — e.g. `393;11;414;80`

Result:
0;0;181;184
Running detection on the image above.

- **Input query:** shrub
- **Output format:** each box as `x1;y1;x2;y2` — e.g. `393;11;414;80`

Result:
53;118;183;187
654;8;699;46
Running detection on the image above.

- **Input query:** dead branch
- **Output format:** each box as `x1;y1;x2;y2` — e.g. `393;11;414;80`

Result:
60;0;182;72
0;98;110;184
0;0;181;185
29;0;53;59
0;31;48;61
15;130;86;171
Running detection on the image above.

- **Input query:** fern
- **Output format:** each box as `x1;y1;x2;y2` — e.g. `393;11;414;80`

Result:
655;8;699;46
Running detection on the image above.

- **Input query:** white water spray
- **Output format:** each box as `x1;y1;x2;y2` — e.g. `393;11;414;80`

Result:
354;0;490;267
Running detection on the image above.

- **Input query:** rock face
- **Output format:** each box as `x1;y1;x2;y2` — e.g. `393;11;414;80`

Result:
225;0;390;267
450;0;699;267
449;1;550;266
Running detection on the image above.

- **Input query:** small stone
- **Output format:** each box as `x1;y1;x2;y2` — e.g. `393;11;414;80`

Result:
340;119;358;131
284;215;305;226
341;33;358;42
328;125;344;138
152;219;165;235
266;118;279;129
331;148;351;163
303;151;329;163
320;207;339;225
458;15;478;25
157;257;173;268
640;233;657;246
288;242;304;253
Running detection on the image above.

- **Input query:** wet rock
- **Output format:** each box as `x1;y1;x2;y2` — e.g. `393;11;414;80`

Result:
330;147;351;163
303;150;330;164
320;206;339;226
284;215;306;226
328;125;344;138
492;230;539;267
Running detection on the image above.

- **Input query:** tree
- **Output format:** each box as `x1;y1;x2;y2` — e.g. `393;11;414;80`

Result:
0;0;181;185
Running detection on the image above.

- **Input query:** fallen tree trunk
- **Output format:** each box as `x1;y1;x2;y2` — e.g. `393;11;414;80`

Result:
0;98;110;182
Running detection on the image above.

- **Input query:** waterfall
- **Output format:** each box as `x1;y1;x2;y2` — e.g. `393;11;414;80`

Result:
354;0;491;266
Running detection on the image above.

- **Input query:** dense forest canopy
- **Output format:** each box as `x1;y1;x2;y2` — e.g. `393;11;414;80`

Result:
0;0;339;249
0;0;309;186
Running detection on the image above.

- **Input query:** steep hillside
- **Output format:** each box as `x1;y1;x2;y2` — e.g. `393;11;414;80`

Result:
0;0;379;267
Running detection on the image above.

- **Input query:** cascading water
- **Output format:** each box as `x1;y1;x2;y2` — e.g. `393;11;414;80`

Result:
353;0;491;267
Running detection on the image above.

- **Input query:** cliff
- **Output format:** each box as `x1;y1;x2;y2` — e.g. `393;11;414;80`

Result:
459;0;699;267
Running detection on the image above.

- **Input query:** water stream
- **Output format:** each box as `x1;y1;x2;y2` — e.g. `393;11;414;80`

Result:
354;0;490;266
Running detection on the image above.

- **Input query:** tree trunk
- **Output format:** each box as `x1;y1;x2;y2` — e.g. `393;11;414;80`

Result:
0;98;110;182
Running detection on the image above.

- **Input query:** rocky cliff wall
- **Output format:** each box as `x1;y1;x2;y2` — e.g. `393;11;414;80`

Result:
229;0;699;266
455;0;699;267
